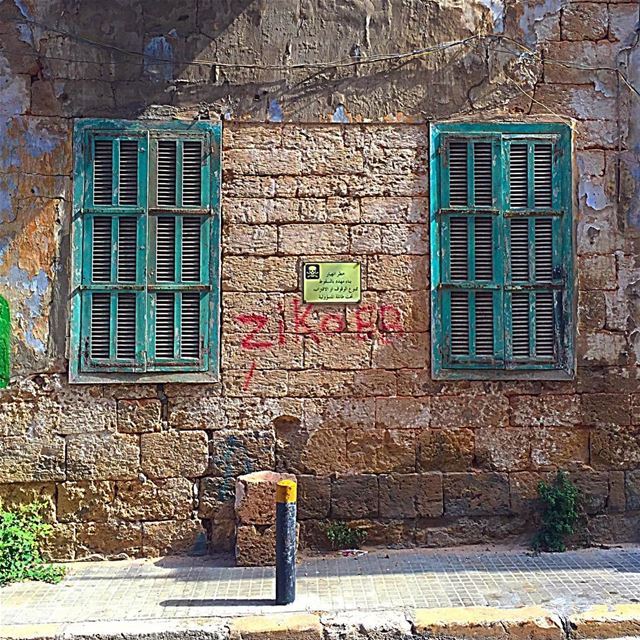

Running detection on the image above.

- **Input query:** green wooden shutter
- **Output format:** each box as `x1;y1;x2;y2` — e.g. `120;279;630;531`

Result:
71;120;220;382
431;123;573;379
440;136;502;367
148;134;210;371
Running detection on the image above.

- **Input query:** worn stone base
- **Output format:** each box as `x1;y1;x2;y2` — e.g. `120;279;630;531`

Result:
2;605;640;640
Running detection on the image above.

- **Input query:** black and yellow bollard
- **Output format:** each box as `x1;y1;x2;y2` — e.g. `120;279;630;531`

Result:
275;478;297;605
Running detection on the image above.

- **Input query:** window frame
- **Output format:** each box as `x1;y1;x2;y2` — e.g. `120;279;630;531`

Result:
69;119;221;384
430;122;575;380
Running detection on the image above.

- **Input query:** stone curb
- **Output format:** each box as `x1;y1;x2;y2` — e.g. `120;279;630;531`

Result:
1;605;640;640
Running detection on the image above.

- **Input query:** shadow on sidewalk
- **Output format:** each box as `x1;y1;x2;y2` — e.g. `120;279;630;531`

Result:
160;598;274;607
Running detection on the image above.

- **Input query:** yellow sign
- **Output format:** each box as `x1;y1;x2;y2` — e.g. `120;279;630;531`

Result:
303;262;361;303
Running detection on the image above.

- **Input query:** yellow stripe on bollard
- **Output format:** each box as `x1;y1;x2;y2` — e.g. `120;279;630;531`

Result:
276;479;297;503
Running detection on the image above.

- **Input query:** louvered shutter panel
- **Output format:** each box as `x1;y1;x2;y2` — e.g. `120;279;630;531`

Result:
181;217;201;281
156;216;176;282
93;140;113;206
116;293;136;359
155;292;175;358
92;217;112;281
119;141;139;205
90;293;111;359
182;141;203;207
474;217;493;280
509;144;528;208
475;291;494;356
473;142;493;207
181;292;200;358
157;140;177;207
117;217;137;282
450;291;469;356
448;141;468;206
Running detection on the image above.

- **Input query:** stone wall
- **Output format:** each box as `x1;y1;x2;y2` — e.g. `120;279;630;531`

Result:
0;0;639;559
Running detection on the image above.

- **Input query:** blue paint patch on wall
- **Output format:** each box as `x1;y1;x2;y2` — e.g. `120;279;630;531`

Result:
268;99;283;123
332;105;350;123
143;36;174;82
0;174;18;222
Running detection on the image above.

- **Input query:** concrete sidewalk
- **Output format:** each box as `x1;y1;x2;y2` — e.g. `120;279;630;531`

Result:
2;546;640;639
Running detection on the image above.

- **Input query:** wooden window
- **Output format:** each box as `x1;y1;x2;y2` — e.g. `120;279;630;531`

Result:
431;123;574;379
70;120;221;383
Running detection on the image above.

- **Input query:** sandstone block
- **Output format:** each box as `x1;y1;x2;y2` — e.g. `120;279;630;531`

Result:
475;428;531;471
277;425;350;475
222;256;298;292
327;197;360;223
578;291;606;332
578;254;617;290
0;482;55;515
578;332;630;366
444;473;511;517
0;434;65;483
531;85;616;121
360;197;428;224
367;255;427;290
414;605;564;640
305;397;376;430
376;397;430;430
57;481;115;522
432;393;509;429
304;333;371;370
510;394;581;427
225;148;302;175
141;430;208;478
608;470;626;513
278;224;349;255
223;333;304;370
417;428;475;472
76;522;142;559
286;370;354;398
331;474;378;519
380;224;428;255
114;478;194;521
530;428;590;469
560;5;608;41
235;470;296;525
346;428;416;473
224;224;278;255
223;198;268;224
198;476;235;518
142;519;203;557
371;332;429;369
570;471;609;514
569;604;640;640
67;432;139;481
230;612;322;640
235;524;276;566
625;469;640;510
379;474;418;518
609;3;639;44
581;393;631;426
262;199;301;223
42;523;76;561
353;369;397;396
117;399;162;433
298;475;331;519
224;124;282;149
422;517;486;547
350;224;382;254
591;426;640;470
209;429;275;477
510;472;553;514
224;369;289;398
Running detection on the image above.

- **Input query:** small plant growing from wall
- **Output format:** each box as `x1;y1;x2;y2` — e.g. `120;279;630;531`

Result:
0;501;65;586
532;471;582;553
325;522;367;550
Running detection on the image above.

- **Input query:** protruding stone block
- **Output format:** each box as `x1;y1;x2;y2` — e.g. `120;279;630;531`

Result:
235;470;296;526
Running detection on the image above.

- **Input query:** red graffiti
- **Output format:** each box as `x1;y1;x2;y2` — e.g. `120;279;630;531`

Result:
235;297;405;355
243;361;257;391
319;313;347;334
236;313;275;350
379;304;404;333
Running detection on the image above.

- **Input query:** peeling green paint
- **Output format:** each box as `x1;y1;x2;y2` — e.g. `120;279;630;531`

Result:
0;295;10;388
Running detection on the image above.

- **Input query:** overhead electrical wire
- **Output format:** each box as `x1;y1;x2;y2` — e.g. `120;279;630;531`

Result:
6;16;639;98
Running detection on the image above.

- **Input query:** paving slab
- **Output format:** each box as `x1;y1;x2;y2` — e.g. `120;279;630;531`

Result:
1;546;640;639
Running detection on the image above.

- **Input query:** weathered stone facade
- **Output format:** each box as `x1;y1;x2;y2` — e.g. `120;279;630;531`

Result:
0;0;639;559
